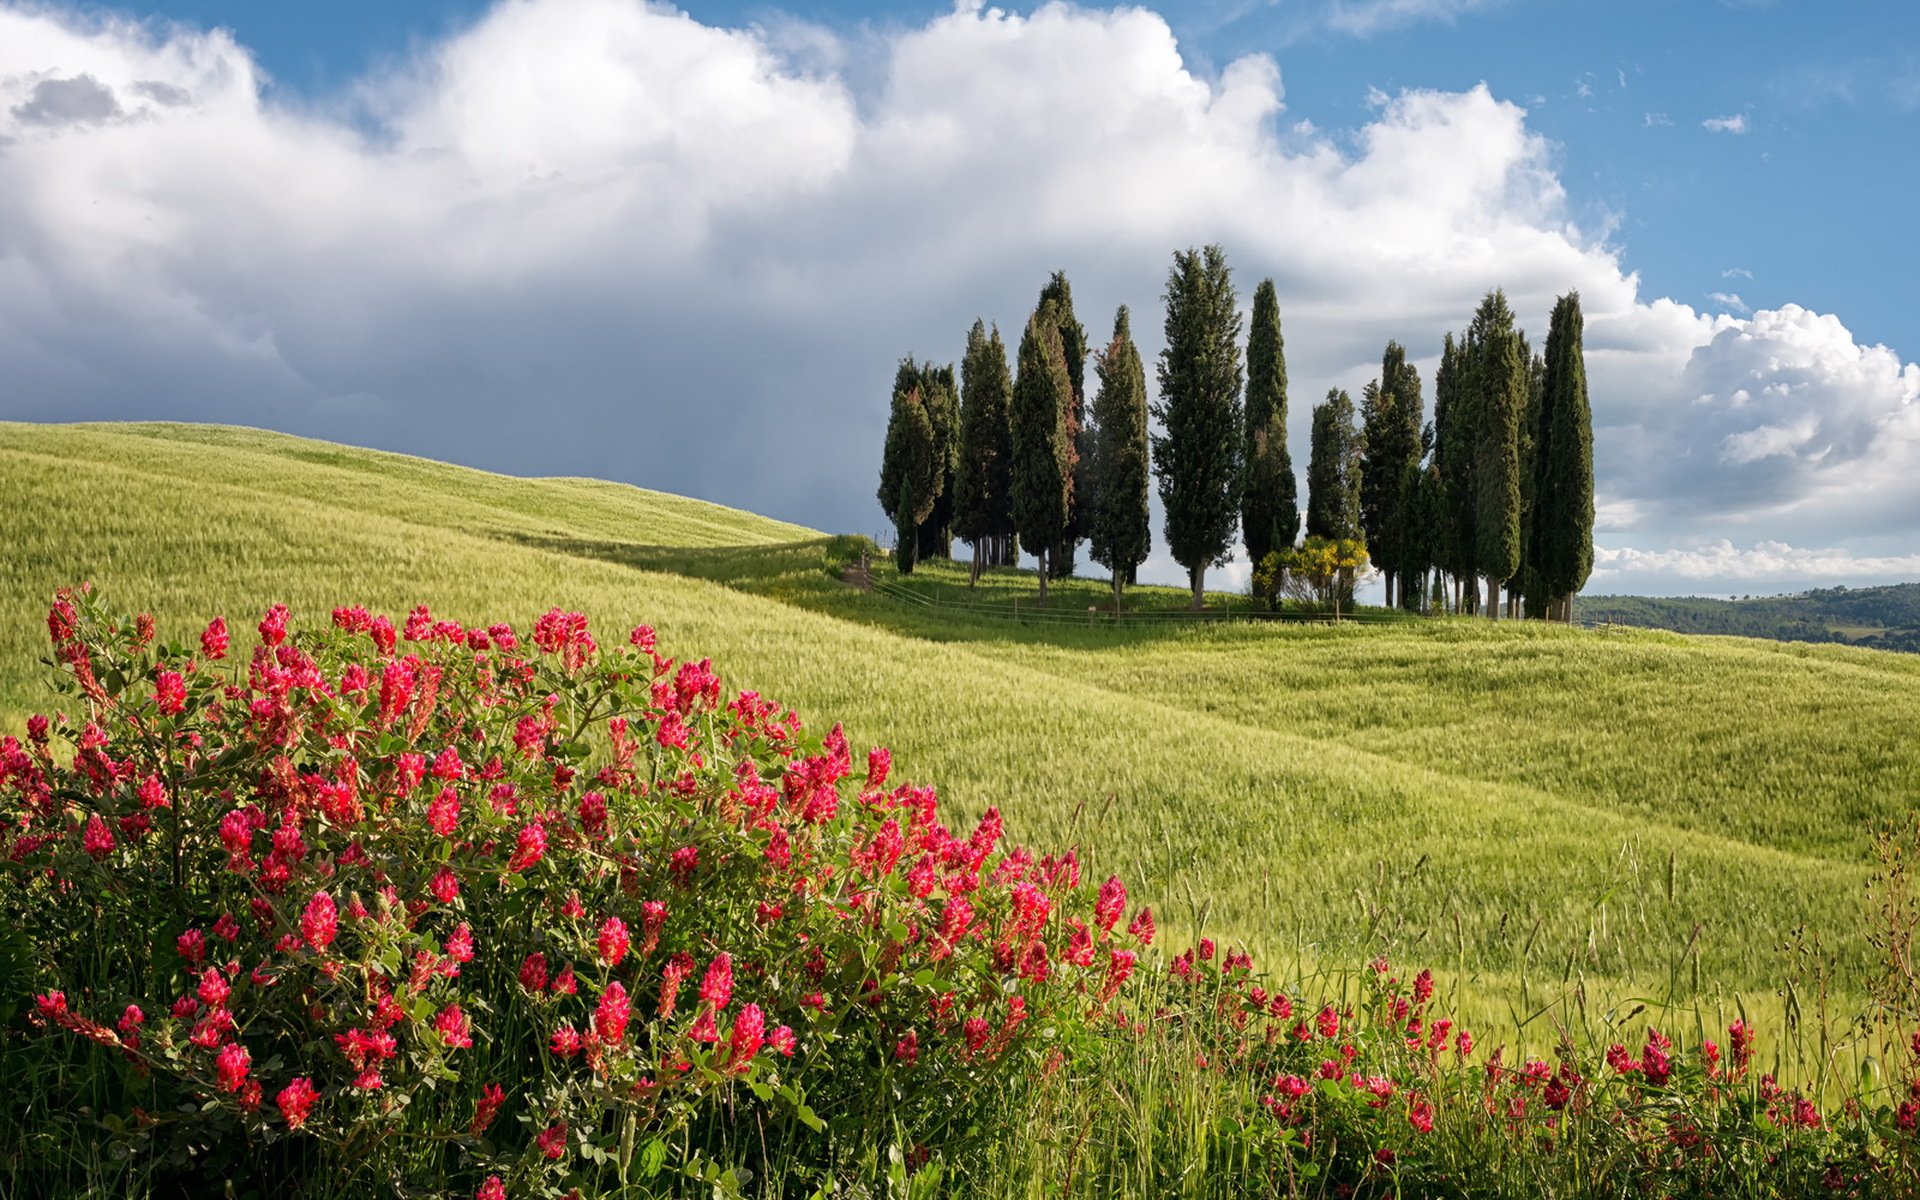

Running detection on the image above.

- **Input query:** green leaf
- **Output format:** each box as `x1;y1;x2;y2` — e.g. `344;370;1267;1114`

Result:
637;1137;667;1178
795;1103;825;1132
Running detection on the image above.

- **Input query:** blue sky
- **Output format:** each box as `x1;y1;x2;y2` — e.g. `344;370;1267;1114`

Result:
6;0;1919;594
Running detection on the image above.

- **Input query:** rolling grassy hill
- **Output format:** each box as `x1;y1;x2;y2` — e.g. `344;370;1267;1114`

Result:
6;420;1917;1050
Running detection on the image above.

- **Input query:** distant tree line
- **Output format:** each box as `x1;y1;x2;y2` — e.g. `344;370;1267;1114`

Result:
877;246;1595;619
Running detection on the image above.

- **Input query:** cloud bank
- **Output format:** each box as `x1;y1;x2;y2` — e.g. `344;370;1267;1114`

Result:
0;0;1914;594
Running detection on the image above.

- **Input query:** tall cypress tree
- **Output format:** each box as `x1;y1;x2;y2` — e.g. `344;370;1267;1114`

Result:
1090;306;1152;607
1242;279;1297;567
1538;291;1594;621
1038;272;1090;579
1011;299;1074;603
1514;340;1546;617
1432;333;1476;614
953;319;1016;581
916;361;960;561
1306;387;1360;541
1152;245;1244;610
886;388;937;574
1469;290;1526;618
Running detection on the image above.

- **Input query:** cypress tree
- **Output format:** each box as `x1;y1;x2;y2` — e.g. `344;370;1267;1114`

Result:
1432;333;1476;614
1242;279;1297;567
1469;290;1526;618
915;361;960;561
1516;342;1547;617
1037;272;1090;579
1090;305;1152;607
894;478;919;575
1538;291;1595;620
1306;387;1360;542
888;389;937;574
1011;299;1074;604
954;320;1016;581
1152;245;1244;610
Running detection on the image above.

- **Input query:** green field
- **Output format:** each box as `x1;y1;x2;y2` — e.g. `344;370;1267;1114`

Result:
6;420;1915;1045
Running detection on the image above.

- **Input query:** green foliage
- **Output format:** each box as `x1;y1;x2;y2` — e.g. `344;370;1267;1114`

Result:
1010;302;1074;596
1306;388;1360;541
952;320;1016;555
1241;279;1297;566
1089;306;1151;598
1468;291;1526;603
1152;246;1244;606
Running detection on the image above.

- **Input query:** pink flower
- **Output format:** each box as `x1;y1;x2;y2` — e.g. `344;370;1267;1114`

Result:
196;967;231;1008
154;671;187;715
215;1042;251;1093
549;1023;582;1057
1127;907;1156;946
699;953;733;1010
429;866;460;904
434;1004;473;1050
426;789;460;837
258;604;289;647
728;1003;765;1070
507;822;546;873
82;814;115;860
201;617;229;659
596;917;630;967
535;1122;568;1159
301;891;338;952
593;982;630;1044
866;747;891;789
277;1077;319;1129
470;1084;505;1136
446;923;475;964
769;1025;797;1057
895;1030;919;1065
476;1177;506;1200
519;952;549;994
1095;876;1127;933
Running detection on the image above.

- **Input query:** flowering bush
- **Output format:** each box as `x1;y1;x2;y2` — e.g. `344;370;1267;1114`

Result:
6;586;1920;1198
3;587;1151;1195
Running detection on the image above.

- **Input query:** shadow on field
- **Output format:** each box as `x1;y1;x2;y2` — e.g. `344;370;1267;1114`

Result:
498;532;1240;651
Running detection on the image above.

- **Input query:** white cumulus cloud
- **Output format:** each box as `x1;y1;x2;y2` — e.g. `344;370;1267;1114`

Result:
1702;113;1749;133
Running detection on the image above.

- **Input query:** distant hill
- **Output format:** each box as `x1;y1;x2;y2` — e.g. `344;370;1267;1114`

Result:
1580;582;1920;652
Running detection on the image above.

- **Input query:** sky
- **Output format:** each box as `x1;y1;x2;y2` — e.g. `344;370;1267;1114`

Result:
2;0;1917;597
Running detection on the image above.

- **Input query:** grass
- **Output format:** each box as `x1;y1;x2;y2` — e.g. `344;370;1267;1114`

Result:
5;420;1917;1054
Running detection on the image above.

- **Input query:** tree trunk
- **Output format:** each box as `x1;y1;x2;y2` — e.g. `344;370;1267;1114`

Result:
1189;565;1205;611
1384;573;1395;611
1037;548;1049;604
1112;571;1123;612
1486;578;1500;618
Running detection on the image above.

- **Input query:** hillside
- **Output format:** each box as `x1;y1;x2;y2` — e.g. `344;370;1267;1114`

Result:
6;421;1919;1033
1582;583;1920;651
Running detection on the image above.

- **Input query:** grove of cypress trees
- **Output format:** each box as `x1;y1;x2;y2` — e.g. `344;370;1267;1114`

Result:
1037;272;1090;580
1241;279;1297;567
1011;299;1074;604
1469;290;1526;618
953;320;1016;582
1538;291;1595;621
1306;387;1361;541
1152;245;1244;610
1089;305;1152;607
